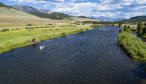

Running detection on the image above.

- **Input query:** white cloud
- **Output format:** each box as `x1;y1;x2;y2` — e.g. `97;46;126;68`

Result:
124;11;145;18
9;0;146;18
10;0;34;2
10;0;64;3
52;2;125;18
52;2;97;16
136;0;146;5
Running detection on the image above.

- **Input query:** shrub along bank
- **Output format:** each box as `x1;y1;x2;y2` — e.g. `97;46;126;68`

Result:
118;29;146;61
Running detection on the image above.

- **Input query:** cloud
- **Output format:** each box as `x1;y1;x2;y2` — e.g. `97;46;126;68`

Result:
10;0;35;2
52;1;125;18
10;0;64;3
37;0;64;2
52;2;97;16
8;0;146;18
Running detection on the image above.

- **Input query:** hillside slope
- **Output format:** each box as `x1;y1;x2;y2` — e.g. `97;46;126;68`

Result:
119;16;146;23
0;7;53;25
0;2;11;8
0;2;58;26
0;7;39;18
71;16;96;22
13;5;71;20
0;2;95;27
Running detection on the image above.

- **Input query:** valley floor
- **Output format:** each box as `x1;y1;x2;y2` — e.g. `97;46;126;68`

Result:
0;25;92;53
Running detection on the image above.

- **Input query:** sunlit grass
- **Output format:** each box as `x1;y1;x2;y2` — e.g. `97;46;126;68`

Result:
118;31;146;61
0;25;92;53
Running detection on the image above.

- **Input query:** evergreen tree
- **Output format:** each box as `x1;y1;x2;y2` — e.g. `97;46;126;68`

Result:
112;24;115;26
124;25;127;29
123;25;131;33
118;23;122;27
137;21;143;36
142;22;146;35
0;2;5;7
142;27;146;35
127;25;131;29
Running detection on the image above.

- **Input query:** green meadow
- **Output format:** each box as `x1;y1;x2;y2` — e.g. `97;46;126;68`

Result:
0;25;92;53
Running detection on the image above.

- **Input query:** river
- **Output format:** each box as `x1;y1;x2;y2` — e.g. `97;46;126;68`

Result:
0;26;145;84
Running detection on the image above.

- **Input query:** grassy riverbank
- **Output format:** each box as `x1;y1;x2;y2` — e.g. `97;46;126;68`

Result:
118;31;146;61
0;25;92;54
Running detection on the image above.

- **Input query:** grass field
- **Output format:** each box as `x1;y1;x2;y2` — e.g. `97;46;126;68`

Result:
0;25;93;54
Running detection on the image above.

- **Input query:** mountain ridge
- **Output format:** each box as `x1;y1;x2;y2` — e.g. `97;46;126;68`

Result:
90;16;125;22
119;16;146;22
0;2;12;8
12;5;71;20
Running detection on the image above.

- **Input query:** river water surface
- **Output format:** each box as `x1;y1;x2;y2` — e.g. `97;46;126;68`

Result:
0;26;145;84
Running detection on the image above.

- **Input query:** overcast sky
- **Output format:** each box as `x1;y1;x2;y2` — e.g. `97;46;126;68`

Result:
1;0;146;19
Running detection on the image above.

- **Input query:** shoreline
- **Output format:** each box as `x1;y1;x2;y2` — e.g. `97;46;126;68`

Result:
0;27;93;54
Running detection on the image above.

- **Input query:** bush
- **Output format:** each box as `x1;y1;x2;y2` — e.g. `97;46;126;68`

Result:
91;24;100;27
61;32;66;37
123;25;132;33
78;29;84;33
118;23;122;27
1;29;9;32
118;31;146;61
46;23;53;25
85;28;89;31
31;37;37;44
27;24;33;26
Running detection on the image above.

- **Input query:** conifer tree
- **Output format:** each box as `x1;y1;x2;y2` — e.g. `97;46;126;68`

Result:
137;21;143;36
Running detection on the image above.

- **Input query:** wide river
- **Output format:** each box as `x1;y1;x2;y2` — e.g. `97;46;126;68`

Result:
0;26;145;84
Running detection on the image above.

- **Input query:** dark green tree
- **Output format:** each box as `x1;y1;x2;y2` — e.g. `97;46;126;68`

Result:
124;25;127;29
142;22;146;35
123;25;131;33
0;2;11;8
118;23;122;27
127;25;131;29
137;21;143;36
142;27;146;35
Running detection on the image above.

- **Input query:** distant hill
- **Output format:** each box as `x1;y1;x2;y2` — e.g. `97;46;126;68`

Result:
0;3;40;18
13;5;71;20
39;9;50;13
0;2;11;8
91;16;125;22
0;3;53;24
119;16;146;23
0;2;94;25
0;5;39;18
13;5;40;13
71;16;96;22
77;16;90;18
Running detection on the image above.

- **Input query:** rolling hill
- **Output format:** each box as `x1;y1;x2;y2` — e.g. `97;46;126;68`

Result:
71;16;96;22
119;16;146;23
0;3;55;26
90;16;125;22
13;5;71;20
0;2;11;8
0;2;95;27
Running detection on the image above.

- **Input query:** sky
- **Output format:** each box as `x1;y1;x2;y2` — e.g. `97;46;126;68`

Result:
1;0;146;19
